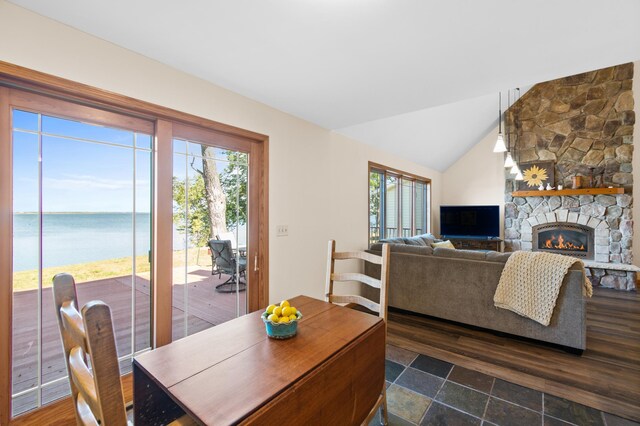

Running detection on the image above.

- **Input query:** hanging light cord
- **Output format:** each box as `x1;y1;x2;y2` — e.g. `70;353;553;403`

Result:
498;92;502;134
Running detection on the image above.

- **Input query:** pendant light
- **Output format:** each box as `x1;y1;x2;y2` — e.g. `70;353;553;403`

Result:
493;92;507;153
504;152;514;168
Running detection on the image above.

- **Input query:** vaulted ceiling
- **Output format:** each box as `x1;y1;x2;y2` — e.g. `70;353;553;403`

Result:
10;0;640;171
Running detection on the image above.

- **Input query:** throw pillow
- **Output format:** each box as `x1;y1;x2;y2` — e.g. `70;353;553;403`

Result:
403;238;423;246
431;240;456;249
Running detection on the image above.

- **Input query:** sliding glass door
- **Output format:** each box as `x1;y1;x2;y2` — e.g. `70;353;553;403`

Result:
1;71;268;422
11;105;153;415
172;138;249;340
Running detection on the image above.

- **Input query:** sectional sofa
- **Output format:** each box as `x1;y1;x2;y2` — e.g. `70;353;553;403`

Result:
365;235;588;351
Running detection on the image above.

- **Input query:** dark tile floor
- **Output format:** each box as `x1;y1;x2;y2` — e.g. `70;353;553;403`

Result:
371;345;639;426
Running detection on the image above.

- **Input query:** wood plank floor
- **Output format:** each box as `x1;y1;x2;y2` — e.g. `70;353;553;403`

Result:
11;267;246;416
388;287;640;422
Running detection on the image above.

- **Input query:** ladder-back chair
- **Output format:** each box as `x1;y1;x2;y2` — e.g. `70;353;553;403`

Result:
53;273;194;426
325;240;391;425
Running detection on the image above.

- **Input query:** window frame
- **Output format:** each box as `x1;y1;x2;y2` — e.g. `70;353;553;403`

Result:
368;162;431;246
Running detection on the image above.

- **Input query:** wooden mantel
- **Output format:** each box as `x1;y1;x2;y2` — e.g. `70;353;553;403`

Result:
511;187;625;197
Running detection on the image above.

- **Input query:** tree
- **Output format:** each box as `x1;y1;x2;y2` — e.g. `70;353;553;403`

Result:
220;151;248;229
172;148;248;248
369;171;381;224
369;171;381;243
172;173;211;248
197;145;228;238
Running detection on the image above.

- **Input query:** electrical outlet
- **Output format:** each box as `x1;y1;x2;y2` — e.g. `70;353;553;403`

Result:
276;225;288;237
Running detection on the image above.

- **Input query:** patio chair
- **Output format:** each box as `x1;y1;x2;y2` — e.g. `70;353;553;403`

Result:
52;273;195;426
216;231;247;257
208;239;247;293
208;233;246;278
325;240;390;425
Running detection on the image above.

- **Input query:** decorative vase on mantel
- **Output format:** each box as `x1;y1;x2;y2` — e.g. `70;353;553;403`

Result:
572;176;584;189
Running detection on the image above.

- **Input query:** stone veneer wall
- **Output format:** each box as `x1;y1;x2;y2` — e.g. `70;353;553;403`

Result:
503;63;636;290
505;63;635;190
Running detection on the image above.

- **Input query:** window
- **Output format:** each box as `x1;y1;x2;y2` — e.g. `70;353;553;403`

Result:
369;163;431;245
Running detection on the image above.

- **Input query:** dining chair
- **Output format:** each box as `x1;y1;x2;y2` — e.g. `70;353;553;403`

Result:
52;273;194;426
324;240;391;426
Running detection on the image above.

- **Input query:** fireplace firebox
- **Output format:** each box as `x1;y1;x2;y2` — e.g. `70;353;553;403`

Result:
532;223;594;260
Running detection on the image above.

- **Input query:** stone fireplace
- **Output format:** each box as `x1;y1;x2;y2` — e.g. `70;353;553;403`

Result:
503;63;637;290
533;222;593;259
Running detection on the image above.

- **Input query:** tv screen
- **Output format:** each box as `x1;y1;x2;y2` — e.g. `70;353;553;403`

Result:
440;205;499;238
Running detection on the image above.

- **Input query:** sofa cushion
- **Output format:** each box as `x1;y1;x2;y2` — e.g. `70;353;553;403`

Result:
431;240;456;249
379;237;405;245
415;233;441;246
369;242;433;255
484;251;513;263
403;238;422;246
404;237;426;246
394;245;433;255
434;247;486;261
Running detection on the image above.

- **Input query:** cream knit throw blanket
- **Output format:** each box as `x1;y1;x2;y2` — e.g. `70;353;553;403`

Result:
494;251;592;326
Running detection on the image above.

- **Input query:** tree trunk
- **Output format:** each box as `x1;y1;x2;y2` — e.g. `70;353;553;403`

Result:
201;146;227;238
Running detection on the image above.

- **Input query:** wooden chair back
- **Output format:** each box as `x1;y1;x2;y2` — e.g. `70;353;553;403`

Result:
53;273;127;426
325;240;391;323
325;241;391;425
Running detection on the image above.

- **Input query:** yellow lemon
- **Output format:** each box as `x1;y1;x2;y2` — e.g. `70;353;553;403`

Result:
278;316;290;323
267;314;279;323
273;306;283;317
289;307;297;315
289;314;297;321
266;304;277;315
281;307;292;317
280;300;290;308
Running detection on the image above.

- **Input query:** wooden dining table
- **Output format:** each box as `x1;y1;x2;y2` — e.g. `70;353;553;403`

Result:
133;295;385;425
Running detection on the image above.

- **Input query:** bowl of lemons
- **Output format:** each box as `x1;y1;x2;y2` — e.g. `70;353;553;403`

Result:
262;300;303;339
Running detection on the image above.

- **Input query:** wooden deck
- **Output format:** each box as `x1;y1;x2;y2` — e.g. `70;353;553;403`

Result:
389;287;640;422
11;267;246;416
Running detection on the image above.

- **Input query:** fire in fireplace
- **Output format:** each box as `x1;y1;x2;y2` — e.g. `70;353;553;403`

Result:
532;223;594;259
542;233;585;251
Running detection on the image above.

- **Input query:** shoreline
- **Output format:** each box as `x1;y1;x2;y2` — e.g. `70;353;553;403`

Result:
12;248;211;292
14;211;150;214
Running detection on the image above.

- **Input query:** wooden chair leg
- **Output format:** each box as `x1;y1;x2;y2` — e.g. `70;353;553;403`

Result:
362;389;388;426
381;387;388;425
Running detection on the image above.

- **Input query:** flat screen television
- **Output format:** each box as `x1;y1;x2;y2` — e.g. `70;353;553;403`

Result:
440;205;499;239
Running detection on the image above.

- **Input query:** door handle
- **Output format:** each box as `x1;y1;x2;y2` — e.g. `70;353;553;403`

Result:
254;254;259;272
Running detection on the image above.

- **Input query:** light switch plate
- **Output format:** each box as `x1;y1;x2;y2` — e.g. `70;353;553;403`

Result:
276;225;288;237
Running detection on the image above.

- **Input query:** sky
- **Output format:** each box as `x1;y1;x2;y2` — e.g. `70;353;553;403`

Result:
12;109;248;214
12;109;152;213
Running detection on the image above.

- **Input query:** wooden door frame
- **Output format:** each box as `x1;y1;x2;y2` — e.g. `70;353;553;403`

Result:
0;61;269;423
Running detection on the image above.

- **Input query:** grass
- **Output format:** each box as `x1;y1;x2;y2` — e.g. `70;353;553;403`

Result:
12;248;212;292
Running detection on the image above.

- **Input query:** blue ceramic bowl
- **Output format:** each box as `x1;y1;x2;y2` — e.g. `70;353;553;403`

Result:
262;311;303;339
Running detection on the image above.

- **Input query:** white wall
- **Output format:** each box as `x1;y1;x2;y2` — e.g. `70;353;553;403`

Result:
0;1;442;303
441;126;506;238
443;61;640;266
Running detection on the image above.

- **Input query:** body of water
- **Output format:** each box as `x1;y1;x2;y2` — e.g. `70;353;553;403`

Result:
13;213;151;272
